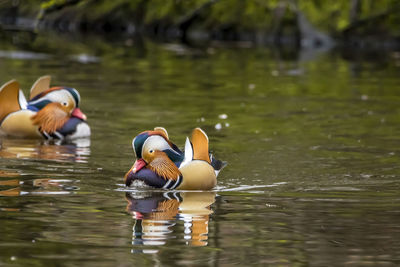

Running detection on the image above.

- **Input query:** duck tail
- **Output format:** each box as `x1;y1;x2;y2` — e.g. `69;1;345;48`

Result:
0;80;26;125
210;154;227;177
191;128;211;163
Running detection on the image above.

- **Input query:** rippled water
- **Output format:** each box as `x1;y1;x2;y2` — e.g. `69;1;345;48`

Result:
1;33;400;266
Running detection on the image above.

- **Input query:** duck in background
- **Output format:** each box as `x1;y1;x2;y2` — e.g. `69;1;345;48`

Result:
0;76;90;140
125;127;226;190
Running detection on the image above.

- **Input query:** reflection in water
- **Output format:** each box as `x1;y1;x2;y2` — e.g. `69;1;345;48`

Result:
126;191;216;251
1;31;400;265
0;184;21;196
0;138;89;197
0;138;90;162
0;177;78;197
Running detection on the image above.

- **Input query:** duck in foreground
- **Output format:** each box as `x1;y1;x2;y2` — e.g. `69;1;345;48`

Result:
0;76;90;140
125;127;226;190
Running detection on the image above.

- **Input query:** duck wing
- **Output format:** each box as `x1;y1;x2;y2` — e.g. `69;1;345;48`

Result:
0;80;25;124
191;128;211;163
31;102;69;134
30;75;51;100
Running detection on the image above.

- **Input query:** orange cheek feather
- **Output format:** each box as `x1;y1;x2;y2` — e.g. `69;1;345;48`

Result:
148;152;181;181
31;102;69;134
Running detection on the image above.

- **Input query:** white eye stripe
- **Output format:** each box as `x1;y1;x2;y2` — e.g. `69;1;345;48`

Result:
162;175;182;190
29;90;75;107
142;135;171;157
47;90;69;103
170;175;182;189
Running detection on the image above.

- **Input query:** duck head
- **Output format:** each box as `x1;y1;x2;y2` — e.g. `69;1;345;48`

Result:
125;127;184;187
28;86;87;134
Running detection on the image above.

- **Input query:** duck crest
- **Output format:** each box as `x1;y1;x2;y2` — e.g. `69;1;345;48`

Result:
154;126;169;139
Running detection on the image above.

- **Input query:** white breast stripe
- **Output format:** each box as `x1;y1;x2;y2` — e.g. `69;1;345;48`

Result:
170;175;182;189
163;192;172;200
162;179;173;189
54;131;64;140
42;131;51;140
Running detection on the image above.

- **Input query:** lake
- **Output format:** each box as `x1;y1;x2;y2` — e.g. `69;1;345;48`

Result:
1;33;400;266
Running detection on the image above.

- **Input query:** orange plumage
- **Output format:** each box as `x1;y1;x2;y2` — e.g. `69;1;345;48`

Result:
191;128;211;163
31;102;69;134
146;151;181;181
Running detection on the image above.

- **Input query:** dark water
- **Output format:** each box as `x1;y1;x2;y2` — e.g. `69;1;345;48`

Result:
1;33;400;266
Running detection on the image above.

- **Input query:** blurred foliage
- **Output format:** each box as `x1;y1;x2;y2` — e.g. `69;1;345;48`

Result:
0;0;399;39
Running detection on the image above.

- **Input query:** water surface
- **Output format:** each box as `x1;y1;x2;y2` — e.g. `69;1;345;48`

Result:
1;33;400;266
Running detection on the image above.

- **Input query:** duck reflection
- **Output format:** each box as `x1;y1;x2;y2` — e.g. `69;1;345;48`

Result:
126;191;216;248
0;176;78;197
0;137;90;162
0;138;88;197
0;171;21;196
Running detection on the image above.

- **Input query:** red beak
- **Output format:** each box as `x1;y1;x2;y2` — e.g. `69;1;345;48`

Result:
124;159;147;186
71;108;87;121
132;159;146;173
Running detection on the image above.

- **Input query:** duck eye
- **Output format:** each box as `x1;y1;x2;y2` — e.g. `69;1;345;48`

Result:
62;102;68;106
149;149;154;153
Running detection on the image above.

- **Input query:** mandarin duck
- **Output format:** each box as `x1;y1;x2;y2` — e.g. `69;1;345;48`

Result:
125;127;226;190
0;76;90;140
